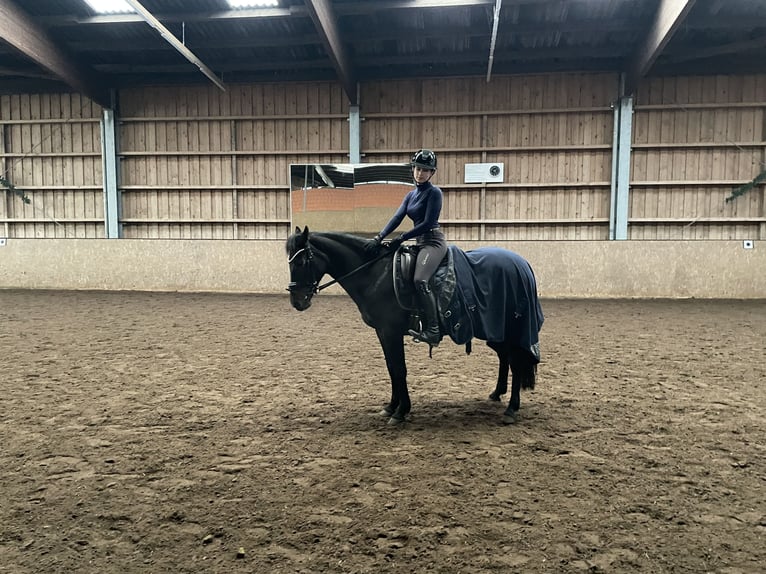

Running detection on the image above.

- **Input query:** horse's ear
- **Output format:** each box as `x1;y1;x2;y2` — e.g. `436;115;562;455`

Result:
294;226;301;235
301;226;309;238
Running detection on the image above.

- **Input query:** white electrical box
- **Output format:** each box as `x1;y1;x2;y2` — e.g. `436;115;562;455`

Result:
464;163;504;183
743;240;754;249
0;238;6;247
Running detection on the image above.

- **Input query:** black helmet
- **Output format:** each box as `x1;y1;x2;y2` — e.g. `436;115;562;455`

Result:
411;149;437;171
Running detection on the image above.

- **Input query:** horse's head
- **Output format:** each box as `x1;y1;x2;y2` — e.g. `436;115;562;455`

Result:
286;226;323;311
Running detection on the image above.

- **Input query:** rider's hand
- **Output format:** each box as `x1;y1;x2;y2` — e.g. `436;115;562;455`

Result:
364;235;382;255
386;234;406;251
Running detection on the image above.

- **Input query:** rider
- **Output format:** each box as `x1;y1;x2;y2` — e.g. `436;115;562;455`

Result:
367;149;447;346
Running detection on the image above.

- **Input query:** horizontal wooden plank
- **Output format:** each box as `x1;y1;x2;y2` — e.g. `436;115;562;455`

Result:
120;185;289;191
119;150;349;156
440;182;611;190
441;218;610;225
120;146;612;156
2;152;102;158
121;218;291;224
631;180;765;186
632;142;766;149
366;145;612;154
14;185;102;190
0;217;103;222
120;114;348;122
630;217;766;224
363;107;612;118
0;118;101;125
634;102;766;111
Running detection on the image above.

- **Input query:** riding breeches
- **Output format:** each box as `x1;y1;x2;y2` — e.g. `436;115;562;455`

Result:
414;229;447;284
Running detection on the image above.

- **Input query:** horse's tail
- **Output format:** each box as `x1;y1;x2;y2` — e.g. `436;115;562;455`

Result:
510;348;537;391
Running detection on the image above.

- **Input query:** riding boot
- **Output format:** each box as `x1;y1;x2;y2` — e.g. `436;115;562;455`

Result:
409;280;442;346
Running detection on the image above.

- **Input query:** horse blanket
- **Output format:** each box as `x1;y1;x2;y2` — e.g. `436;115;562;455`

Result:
439;246;543;362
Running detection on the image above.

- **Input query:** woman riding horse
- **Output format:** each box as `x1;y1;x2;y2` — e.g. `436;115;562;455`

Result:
366;149;447;347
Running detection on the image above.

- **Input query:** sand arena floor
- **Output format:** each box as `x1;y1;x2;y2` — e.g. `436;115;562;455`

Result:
1;290;764;573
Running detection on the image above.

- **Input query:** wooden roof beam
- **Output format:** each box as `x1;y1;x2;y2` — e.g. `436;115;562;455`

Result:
486;0;502;82
123;0;226;92
0;0;110;107
304;0;357;104
0;65;57;80
625;0;697;95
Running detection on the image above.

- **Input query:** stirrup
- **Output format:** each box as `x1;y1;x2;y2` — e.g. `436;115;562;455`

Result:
408;328;441;347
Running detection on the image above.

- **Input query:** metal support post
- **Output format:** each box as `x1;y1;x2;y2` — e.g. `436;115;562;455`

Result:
609;95;633;240
348;104;361;164
101;107;121;238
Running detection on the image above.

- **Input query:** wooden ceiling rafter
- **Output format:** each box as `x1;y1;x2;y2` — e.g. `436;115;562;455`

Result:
122;0;227;92
304;0;357;104
0;0;110;107
625;0;697;95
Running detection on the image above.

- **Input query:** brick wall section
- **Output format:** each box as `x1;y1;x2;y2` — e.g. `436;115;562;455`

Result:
291;183;410;213
291;182;412;234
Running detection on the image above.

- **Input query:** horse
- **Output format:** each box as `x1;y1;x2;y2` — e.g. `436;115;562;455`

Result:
286;226;544;425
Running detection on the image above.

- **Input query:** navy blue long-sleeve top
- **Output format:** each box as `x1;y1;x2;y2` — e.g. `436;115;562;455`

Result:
379;181;443;241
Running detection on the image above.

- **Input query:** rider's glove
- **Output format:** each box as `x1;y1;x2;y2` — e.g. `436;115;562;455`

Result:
386;234;406;251
364;235;383;256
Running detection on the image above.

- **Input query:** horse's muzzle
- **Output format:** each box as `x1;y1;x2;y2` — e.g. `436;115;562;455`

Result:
287;283;315;311
290;294;312;311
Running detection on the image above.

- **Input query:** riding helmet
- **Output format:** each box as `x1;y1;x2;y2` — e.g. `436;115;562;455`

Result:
411;149;437;171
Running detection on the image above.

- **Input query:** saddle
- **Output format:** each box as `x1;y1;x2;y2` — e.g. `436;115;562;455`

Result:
393;245;473;352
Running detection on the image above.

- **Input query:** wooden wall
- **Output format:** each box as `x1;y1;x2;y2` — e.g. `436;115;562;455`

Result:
632;75;766;239
1;73;764;241
360;73;617;240
118;83;349;239
0;93;103;238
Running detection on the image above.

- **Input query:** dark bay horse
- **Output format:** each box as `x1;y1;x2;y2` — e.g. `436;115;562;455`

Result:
286;226;543;425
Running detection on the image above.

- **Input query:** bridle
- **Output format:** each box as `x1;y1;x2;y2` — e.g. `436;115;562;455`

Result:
287;244;320;296
287;237;392;296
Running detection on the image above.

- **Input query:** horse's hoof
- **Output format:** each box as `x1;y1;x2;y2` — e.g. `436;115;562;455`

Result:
379;407;394;417
387;416;406;426
489;392;502;402
501;411;518;425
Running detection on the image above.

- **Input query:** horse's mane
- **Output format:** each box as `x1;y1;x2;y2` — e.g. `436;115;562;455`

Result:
285;230;369;257
314;231;369;249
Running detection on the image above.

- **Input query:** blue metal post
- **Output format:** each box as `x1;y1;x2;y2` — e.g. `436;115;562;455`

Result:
101;108;120;238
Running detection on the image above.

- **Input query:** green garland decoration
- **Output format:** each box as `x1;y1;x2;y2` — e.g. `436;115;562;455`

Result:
725;168;766;203
0;175;31;204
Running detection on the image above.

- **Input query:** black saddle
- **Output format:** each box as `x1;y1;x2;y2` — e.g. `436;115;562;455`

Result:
392;245;448;307
392;245;472;348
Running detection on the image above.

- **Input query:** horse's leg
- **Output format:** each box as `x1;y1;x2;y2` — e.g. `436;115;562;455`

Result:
504;363;522;424
486;341;509;402
376;330;410;424
503;347;537;424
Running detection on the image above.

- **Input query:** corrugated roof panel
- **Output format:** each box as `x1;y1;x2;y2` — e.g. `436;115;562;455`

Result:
1;0;764;93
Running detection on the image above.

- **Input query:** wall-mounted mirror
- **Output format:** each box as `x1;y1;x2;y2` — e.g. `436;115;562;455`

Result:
290;163;415;236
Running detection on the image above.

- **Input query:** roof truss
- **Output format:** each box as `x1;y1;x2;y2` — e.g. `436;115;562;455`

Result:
0;0;110;106
626;0;698;95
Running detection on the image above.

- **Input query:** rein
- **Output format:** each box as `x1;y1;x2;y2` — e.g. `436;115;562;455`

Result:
288;242;392;294
315;250;391;292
